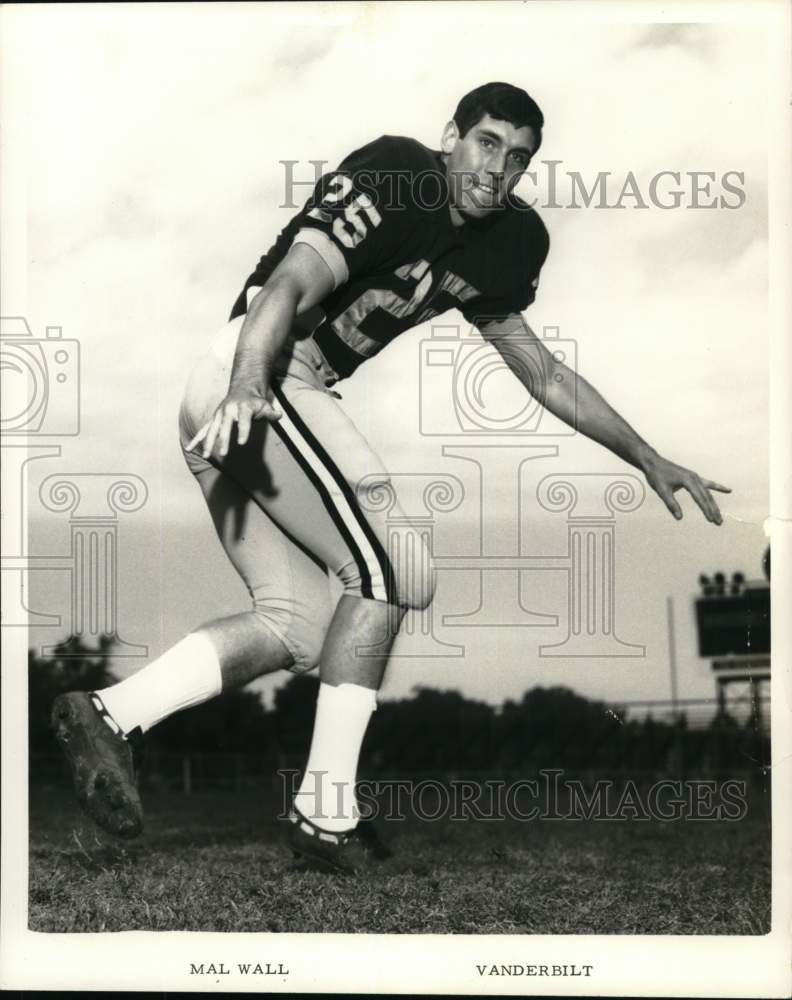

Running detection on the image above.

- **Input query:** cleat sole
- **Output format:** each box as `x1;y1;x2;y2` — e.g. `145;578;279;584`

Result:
51;693;143;839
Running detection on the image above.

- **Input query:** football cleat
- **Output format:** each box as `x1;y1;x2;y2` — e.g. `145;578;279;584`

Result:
51;692;144;839
355;814;395;860
286;807;390;875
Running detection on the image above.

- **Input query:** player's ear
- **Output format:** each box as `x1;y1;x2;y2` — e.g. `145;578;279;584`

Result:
441;120;459;154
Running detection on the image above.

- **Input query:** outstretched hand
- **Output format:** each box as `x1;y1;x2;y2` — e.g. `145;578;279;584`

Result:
642;453;731;525
186;387;282;460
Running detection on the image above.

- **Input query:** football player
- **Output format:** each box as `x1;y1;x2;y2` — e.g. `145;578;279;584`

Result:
53;82;729;873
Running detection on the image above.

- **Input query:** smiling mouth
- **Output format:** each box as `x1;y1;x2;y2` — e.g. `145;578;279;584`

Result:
454;179;502;214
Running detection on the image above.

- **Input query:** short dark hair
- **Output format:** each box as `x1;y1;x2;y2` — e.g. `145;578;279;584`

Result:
453;82;544;151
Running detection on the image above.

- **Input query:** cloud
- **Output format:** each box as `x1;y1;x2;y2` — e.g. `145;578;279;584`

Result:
631;23;717;57
270;28;336;74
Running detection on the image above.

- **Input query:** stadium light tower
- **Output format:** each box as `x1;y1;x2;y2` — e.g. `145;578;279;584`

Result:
694;548;770;731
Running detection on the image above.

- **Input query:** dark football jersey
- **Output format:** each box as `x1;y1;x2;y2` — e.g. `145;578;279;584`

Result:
231;135;549;380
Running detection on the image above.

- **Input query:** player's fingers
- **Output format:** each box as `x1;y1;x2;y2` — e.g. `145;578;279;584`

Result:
701;479;731;494
201;411;224;459
258;389;282;422
687;480;720;524
236;403;253;446
216;405;239;458
186;422;210;453
703;487;724;525
260;400;282;422
658;487;683;521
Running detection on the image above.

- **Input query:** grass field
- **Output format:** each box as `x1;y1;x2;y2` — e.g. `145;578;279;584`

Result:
29;783;771;935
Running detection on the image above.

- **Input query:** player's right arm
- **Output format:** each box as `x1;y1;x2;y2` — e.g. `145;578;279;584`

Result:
188;242;335;459
189;136;408;459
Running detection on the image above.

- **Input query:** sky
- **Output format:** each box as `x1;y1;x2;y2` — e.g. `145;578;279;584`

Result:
4;3;771;710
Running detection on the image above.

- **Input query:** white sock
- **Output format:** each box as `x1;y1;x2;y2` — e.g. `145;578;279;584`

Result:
293;681;377;833
95;632;223;735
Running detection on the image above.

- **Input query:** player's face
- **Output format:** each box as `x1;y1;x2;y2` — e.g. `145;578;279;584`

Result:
441;113;537;223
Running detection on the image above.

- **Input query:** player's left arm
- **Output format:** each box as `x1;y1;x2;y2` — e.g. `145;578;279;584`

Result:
478;314;731;524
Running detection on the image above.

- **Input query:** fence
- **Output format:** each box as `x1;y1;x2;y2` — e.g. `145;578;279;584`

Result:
31;693;771;795
610;695;771;733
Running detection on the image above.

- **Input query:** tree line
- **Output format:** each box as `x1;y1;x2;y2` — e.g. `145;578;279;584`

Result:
29;637;768;779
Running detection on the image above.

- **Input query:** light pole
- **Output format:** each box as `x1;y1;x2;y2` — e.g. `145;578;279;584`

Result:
666;595;679;720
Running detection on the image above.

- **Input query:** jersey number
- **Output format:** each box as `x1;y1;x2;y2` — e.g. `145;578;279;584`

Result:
307;174;382;249
332;261;480;358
